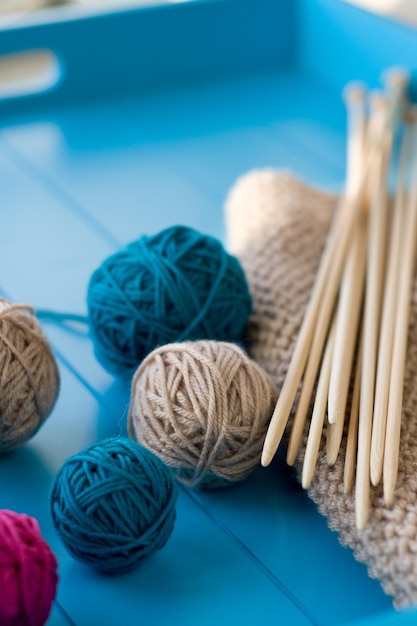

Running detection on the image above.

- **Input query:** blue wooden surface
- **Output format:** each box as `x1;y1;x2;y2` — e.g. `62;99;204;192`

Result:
1;1;417;624
297;0;417;96
0;0;294;115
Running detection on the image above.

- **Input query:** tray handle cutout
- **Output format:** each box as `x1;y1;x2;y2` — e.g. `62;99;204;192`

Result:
0;49;61;100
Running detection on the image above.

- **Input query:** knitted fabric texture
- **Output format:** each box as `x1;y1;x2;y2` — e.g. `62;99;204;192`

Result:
0;509;58;626
225;169;417;609
49;438;177;574
0;299;60;452
128;340;277;489
87;225;252;377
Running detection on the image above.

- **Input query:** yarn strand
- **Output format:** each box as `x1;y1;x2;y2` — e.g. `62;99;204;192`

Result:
129;340;277;488
50;438;178;574
87;226;252;376
0;299;60;452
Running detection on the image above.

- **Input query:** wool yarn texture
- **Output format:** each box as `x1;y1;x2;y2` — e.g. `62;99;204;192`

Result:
128;340;277;489
87;225;252;377
0;299;60;452
0;509;58;626
225;168;417;608
49;437;177;574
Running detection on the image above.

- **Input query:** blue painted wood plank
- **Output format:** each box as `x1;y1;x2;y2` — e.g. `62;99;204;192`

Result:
0;327;313;625
0;145;314;625
0;148;112;313
2;71;347;250
56;488;316;626
347;606;417;626
46;604;74;626
190;462;393;626
0;147;117;393
1;349;314;626
2;1;416;621
0;0;295;117
0;360;112;625
0;67;401;625
296;0;417;96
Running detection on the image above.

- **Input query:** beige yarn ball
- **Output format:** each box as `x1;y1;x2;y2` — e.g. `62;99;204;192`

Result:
128;340;277;489
0;299;60;452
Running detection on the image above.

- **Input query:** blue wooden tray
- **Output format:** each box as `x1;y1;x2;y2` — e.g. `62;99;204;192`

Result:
1;1;417;624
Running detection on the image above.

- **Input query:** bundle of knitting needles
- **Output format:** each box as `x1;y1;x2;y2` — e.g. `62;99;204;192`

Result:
261;67;417;529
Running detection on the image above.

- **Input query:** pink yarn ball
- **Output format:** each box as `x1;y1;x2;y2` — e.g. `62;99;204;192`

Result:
0;510;58;626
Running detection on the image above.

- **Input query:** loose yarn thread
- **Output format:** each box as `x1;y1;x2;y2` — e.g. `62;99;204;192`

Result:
0;509;58;626
49;438;178;574
128;340;277;488
87;225;252;376
0;299;60;452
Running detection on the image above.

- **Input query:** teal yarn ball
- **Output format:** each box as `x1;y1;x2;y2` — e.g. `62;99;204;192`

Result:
87;225;252;376
49;438;177;574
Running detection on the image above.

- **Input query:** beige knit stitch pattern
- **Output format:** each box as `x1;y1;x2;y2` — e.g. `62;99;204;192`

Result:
0;299;60;452
128;340;277;489
225;169;417;609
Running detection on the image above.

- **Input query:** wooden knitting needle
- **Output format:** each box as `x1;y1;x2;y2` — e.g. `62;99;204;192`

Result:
294;83;366;472
302;315;336;488
344;326;364;494
328;73;408;468
261;79;402;469
285;85;368;467
369;69;410;486
356;93;392;530
261;186;356;466
370;129;409;486
343;82;368;201
381;67;410;128
326;214;367;465
285;217;355;467
383;109;417;506
327;83;367;461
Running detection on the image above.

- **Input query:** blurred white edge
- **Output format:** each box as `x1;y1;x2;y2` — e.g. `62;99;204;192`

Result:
0;1;415;34
344;0;417;27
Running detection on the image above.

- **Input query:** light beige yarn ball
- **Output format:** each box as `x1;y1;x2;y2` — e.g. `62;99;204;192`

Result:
128;340;277;489
0;299;60;452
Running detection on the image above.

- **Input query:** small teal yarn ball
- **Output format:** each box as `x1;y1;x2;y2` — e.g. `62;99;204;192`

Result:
87;225;252;376
49;438;177;574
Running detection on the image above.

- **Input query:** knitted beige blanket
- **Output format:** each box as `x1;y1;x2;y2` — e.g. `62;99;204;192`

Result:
225;169;417;609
